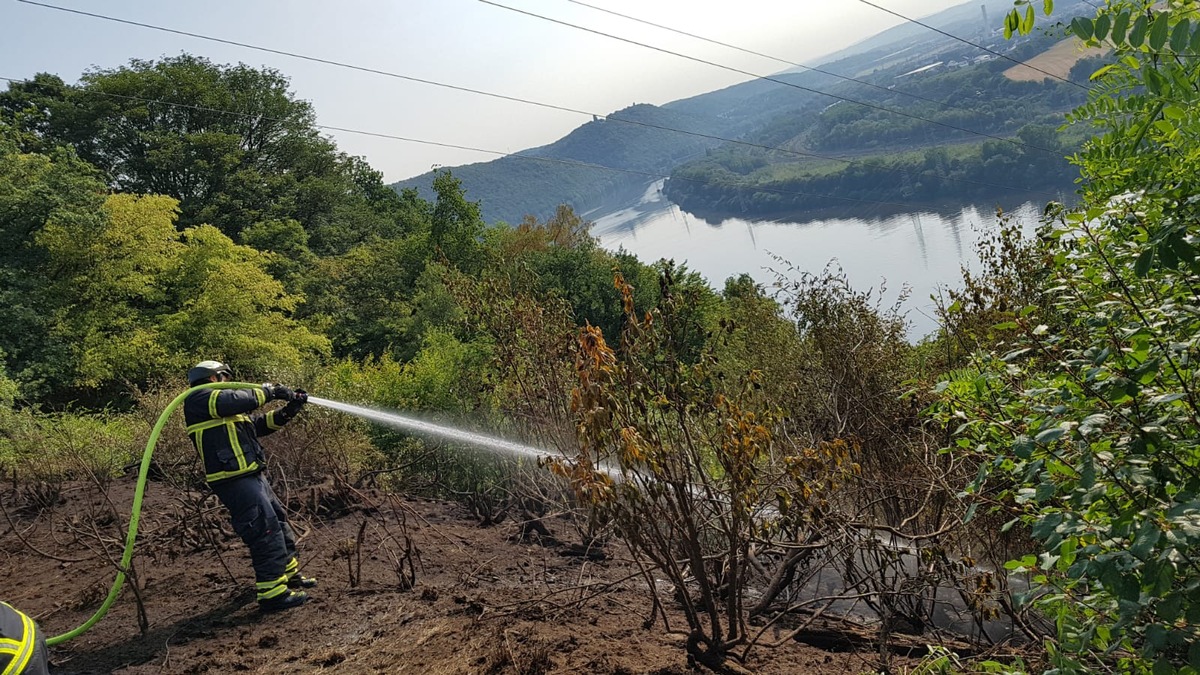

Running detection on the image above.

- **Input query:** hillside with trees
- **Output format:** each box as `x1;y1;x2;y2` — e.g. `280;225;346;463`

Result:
663;27;1104;216
395;0;1102;224
393;103;722;224
3;0;1200;672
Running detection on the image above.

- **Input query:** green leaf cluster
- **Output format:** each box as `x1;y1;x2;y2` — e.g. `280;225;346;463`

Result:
929;2;1200;671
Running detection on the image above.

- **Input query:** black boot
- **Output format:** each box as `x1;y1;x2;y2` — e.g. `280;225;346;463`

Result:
288;574;317;589
260;590;309;613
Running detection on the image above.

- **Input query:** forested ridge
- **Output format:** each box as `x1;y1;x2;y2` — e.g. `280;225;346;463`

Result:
3;0;1200;672
665;33;1103;216
392;102;722;225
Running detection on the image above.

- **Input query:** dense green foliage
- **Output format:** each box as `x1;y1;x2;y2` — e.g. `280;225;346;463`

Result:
0;59;690;406
1;58;421;254
925;1;1200;671
0;128;329;403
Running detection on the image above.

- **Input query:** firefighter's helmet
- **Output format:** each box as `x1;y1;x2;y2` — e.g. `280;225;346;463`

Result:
187;360;233;385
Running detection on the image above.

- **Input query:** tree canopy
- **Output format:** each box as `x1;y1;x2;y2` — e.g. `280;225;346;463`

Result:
0;56;420;254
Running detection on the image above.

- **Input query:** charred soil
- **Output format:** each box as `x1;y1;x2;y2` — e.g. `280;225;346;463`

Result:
2;477;905;674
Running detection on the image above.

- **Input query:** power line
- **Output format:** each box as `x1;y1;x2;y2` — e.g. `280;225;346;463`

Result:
852;0;1090;90
14;0;1063;199
0;75;941;212
14;0;594;120
566;0;985;117
477;0;1064;155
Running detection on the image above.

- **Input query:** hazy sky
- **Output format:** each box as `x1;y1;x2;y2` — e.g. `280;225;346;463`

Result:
4;0;968;182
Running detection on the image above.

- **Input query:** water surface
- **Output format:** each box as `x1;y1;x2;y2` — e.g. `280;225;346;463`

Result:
590;181;1054;339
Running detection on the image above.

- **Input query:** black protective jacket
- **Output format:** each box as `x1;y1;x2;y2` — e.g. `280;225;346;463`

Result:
0;601;47;675
183;386;297;483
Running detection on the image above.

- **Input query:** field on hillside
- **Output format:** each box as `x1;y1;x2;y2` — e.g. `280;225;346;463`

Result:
2;478;915;674
1003;37;1109;81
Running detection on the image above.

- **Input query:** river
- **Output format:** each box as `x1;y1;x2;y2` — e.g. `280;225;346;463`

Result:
588;181;1061;340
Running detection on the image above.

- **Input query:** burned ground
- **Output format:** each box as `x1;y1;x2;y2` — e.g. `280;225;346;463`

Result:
2;477;903;674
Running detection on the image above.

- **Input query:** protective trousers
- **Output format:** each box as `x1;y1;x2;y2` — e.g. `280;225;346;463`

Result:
211;473;300;603
0;601;48;675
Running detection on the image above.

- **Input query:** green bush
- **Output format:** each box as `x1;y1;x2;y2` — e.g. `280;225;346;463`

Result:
0;407;142;484
929;2;1200;671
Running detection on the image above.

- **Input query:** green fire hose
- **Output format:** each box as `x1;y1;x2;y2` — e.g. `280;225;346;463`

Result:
45;381;263;646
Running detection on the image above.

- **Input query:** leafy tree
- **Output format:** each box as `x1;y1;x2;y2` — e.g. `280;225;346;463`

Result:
377;328;493;414
159;222;330;381
302;235;428;360
0;73;66;152
239;218;317;291
48;195;330;397
0;136;108;398
481;204;725;348
712;276;801;396
931;2;1200;671
0;355;19;410
299;171;496;362
0;133;329;403
0;56;409;255
36;193;183;390
429;170;485;273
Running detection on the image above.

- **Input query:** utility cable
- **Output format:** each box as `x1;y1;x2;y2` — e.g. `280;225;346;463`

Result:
18;0;1061;157
477;0;1065;155
14;0;595;120
9;4;1065;197
852;0;1090;90
566;0;988;117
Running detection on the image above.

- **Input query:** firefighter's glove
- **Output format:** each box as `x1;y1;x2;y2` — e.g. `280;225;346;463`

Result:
267;383;295;401
284;390;308;414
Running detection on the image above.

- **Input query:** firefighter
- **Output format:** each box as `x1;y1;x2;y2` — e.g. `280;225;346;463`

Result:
0;601;49;675
184;361;317;612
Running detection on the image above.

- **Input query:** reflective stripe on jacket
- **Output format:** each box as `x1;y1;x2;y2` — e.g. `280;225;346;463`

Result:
0;602;36;675
183;386;296;483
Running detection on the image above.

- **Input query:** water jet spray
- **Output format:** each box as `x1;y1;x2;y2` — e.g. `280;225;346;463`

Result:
306;397;622;481
309;397;546;463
